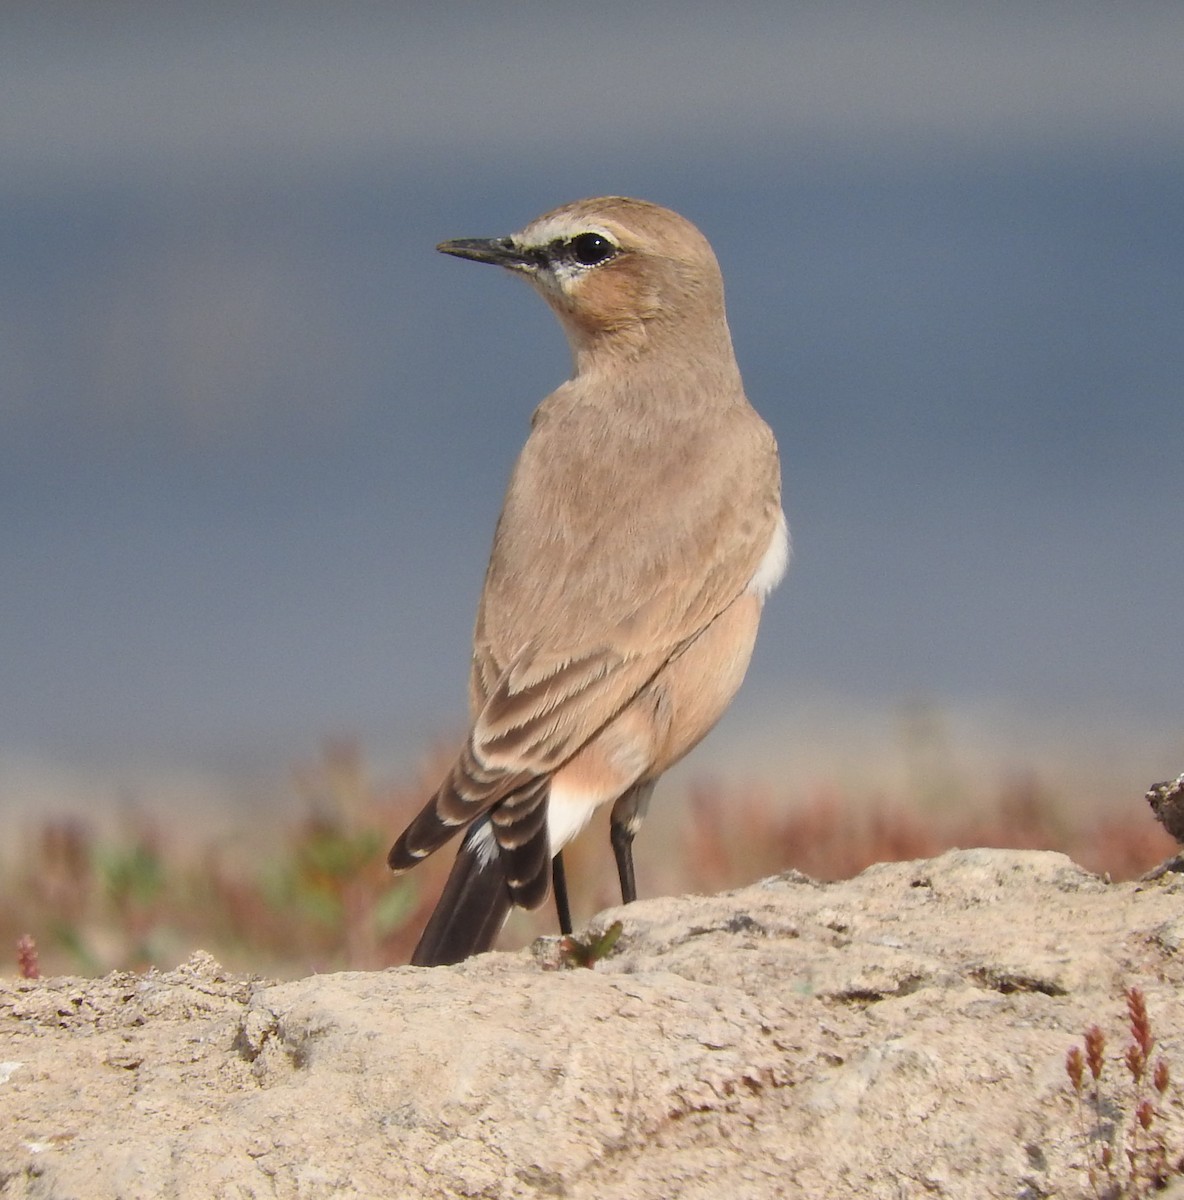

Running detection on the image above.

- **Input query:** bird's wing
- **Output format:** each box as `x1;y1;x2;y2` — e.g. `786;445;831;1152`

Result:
476;408;778;785
389;399;781;875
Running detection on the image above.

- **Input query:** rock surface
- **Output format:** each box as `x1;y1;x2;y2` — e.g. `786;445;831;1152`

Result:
2;849;1183;1199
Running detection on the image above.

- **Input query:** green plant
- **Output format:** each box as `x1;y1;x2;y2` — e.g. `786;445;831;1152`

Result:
555;921;624;969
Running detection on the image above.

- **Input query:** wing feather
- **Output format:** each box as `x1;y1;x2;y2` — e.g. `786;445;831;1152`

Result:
391;383;782;904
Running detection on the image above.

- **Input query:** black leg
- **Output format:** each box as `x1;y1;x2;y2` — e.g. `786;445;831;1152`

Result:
551;852;573;935
609;780;655;905
610;818;638;905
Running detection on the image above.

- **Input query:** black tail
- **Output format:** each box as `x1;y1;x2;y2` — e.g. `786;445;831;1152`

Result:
410;826;513;966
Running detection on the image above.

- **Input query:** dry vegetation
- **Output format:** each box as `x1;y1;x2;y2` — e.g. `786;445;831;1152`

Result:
3;739;1175;980
1066;986;1181;1198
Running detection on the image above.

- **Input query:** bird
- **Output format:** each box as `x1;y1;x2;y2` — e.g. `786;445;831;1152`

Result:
1147;772;1184;844
387;196;788;966
1143;771;1184;880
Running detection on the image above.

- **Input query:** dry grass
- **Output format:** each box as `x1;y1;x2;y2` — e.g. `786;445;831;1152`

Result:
1066;986;1183;1197
3;740;1176;979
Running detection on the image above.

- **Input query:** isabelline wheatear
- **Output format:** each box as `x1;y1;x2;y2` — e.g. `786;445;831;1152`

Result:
388;197;788;966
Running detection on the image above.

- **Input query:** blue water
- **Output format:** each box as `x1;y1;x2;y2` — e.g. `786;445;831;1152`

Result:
1;9;1181;777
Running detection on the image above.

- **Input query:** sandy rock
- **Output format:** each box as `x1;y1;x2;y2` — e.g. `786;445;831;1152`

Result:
2;849;1182;1199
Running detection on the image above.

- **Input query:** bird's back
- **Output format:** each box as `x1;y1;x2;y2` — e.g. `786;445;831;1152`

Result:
473;367;781;687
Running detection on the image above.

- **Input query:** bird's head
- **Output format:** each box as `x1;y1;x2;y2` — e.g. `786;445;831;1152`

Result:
438;197;730;366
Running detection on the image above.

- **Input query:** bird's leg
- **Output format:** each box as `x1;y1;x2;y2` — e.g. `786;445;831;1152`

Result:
610;820;637;905
609;781;656;905
551;852;573;935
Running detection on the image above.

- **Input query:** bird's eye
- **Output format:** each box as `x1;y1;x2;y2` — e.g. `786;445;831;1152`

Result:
569;233;616;266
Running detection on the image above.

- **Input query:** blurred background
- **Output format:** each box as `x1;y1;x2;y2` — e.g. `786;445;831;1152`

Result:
2;3;1182;975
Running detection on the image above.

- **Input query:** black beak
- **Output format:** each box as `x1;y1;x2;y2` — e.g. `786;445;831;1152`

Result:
436;236;531;268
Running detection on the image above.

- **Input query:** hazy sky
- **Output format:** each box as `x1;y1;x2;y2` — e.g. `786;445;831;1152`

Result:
2;3;1182;814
